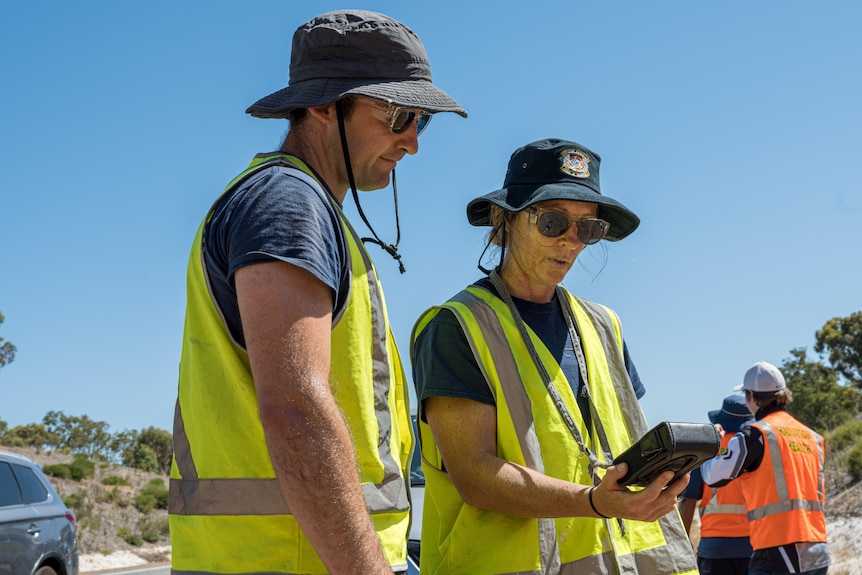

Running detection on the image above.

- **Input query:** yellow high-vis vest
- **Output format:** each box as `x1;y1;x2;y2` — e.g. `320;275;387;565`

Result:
169;154;412;575
411;285;697;575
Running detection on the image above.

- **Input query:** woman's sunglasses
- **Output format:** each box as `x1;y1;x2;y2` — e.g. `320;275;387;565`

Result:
524;208;610;245
366;99;432;135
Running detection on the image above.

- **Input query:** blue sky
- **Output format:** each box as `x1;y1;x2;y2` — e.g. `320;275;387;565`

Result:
2;2;860;437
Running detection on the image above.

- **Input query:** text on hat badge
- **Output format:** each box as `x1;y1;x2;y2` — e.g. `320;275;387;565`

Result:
559;149;591;178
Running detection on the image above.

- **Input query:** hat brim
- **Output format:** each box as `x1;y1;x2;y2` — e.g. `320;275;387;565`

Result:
708;405;754;433
466;182;640;242
708;409;754;433
246;78;467;119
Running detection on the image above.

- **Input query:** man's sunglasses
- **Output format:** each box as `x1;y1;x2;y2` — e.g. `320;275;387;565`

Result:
366;99;432;135
524;208;610;245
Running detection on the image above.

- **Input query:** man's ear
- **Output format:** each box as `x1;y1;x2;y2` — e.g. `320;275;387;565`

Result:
307;102;338;125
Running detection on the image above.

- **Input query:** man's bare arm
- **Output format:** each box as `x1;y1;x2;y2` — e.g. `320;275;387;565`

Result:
236;261;391;574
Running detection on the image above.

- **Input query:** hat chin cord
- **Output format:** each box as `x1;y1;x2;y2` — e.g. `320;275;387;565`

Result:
477;215;508;275
335;99;406;274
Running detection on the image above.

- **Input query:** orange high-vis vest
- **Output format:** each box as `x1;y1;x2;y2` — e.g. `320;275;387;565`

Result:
740;410;826;550
699;433;750;538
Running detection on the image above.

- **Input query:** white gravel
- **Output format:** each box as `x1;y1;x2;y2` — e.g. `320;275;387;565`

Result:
79;546;171;573
825;517;862;575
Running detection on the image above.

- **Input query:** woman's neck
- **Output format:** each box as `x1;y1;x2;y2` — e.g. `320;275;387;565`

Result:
496;267;556;304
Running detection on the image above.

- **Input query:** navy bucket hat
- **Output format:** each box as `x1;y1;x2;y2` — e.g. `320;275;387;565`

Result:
466;138;640;241
246;10;467;119
708;395;754;433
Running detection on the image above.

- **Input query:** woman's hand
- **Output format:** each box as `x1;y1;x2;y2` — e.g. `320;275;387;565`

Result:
589;463;689;523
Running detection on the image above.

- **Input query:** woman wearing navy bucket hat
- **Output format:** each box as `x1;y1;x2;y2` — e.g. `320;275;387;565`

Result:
410;139;697;574
678;395;756;575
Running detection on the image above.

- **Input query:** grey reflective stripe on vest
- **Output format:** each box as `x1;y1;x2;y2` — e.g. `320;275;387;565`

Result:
746;420;825;522
700;487;747;517
171;162;407;517
487;516;697;575
572;298;648;441
339;216;408;513
555;523;698;575
449;290;561;574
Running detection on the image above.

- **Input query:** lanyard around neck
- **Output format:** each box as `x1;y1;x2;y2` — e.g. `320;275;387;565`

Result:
488;271;614;483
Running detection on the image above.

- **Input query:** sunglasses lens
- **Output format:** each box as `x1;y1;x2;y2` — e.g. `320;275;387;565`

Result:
534;211;610;244
577;219;610;245
391;109;432;135
415;112;432;135
389;109;416;133
537;211;570;237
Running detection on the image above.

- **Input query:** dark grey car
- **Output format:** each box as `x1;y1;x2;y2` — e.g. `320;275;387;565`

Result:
0;449;79;575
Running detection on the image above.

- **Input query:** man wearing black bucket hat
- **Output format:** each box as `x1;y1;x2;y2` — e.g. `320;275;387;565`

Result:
169;10;465;575
678;395;755;574
701;362;831;575
411;139;697;574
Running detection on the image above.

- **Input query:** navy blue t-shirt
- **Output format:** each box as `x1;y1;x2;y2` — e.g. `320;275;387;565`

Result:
202;157;350;346
413;277;645;429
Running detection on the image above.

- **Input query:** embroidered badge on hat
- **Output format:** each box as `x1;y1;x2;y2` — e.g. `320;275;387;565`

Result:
560;149;591;178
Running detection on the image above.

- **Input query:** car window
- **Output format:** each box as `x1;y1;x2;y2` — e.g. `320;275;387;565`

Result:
0;462;24;507
12;464;50;504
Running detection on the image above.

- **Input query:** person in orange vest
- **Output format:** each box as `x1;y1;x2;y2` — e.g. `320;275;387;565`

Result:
678;395;755;575
701;361;831;575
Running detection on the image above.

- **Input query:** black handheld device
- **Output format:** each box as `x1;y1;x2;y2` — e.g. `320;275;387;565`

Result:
613;421;721;487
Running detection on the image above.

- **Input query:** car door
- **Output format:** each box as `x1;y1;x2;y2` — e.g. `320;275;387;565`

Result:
0;459;41;575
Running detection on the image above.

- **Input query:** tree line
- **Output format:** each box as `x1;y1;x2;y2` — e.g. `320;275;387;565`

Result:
0;410;172;474
1;310;861;465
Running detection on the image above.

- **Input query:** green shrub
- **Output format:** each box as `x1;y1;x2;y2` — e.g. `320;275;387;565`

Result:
144;478;169;507
1;436;24;447
123;444;159;473
847;442;862;482
62;490;86;510
43;464;72;479
140;516;170;539
127;534;143;546
70;454;94;480
117;526;143;546
96;490;117;504
133;479;168;514
828;420;862;452
101;475;131;486
134;493;156;514
45;459;90;481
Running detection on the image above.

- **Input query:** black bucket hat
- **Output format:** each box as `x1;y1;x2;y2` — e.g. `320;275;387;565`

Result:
467;139;639;241
246;10;467;119
708;395;754;433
